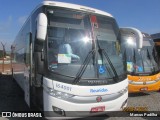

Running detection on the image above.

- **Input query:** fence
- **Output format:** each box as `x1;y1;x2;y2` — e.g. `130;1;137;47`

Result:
0;58;13;74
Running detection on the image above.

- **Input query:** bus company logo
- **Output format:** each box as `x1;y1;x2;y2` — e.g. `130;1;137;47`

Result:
143;82;146;85
90;88;108;93
96;96;102;102
138;77;151;82
87;80;107;85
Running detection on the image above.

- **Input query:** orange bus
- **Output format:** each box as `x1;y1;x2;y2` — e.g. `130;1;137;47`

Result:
120;27;160;93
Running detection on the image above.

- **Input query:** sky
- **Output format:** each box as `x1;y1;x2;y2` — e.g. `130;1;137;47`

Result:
0;0;160;50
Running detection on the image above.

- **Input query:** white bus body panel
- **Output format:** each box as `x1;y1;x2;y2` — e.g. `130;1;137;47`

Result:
43;77;128;96
41;1;113;17
14;72;25;91
43;77;128;116
44;91;127;110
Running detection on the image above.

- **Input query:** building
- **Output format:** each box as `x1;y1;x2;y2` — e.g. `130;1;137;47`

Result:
151;33;160;44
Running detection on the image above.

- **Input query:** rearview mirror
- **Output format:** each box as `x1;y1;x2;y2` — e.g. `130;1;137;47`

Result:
36;13;47;41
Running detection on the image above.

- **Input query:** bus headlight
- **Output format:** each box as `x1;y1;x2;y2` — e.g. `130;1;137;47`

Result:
155;77;160;82
118;87;128;94
47;88;74;99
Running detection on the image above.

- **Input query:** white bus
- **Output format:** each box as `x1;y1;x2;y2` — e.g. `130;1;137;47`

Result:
120;27;160;93
11;1;128;117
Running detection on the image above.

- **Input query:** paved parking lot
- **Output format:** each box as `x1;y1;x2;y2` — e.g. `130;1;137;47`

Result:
0;75;160;120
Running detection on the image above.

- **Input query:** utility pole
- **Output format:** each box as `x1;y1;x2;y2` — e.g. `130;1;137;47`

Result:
1;42;6;73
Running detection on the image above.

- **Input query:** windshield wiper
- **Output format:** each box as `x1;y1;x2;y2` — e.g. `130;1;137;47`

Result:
147;49;155;73
133;48;136;73
139;50;145;73
73;49;96;84
96;35;119;81
101;49;119;81
123;48;127;72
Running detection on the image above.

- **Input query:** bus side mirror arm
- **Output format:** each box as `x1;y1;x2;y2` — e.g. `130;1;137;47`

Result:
35;52;44;74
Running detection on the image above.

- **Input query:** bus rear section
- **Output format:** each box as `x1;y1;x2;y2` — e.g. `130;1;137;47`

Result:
12;1;128;118
120;27;160;93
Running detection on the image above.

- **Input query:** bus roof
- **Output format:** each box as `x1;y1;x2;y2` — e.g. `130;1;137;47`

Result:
38;1;113;17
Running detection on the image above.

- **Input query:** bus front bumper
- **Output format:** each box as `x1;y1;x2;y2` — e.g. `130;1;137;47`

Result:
128;80;160;93
43;90;128;118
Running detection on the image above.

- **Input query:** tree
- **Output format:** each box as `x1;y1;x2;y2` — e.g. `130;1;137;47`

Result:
0;50;3;58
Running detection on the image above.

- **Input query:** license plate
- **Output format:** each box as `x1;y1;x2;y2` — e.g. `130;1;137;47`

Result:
140;87;148;91
90;106;105;113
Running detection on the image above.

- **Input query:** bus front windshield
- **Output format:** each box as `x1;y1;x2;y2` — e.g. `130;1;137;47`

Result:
124;36;159;75
46;8;126;84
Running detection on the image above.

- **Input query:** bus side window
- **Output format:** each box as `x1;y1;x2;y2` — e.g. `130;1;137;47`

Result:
25;33;31;66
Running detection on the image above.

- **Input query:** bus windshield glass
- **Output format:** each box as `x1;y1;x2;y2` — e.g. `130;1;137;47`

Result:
46;8;125;84
124;36;159;74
